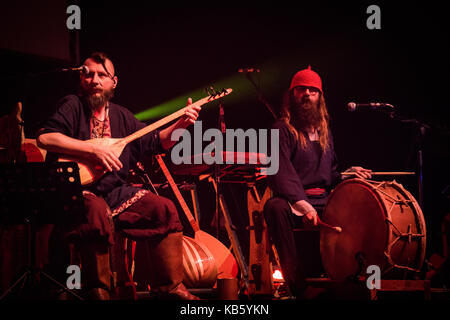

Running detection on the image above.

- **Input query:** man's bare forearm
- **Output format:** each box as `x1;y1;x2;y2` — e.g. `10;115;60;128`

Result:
37;132;123;171
37;132;94;158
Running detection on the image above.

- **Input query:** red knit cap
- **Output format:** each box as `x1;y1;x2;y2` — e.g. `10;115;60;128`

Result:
289;66;322;93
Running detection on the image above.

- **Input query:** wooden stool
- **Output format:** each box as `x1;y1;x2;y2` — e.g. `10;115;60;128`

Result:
110;232;137;299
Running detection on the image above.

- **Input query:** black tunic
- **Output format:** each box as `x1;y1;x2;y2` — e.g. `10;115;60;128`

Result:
268;120;341;206
38;95;163;213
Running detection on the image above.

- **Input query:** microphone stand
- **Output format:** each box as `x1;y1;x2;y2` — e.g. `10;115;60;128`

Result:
3;68;84;80
212;93;251;291
401;118;429;210
380;108;430;210
243;72;277;120
215;100;225;239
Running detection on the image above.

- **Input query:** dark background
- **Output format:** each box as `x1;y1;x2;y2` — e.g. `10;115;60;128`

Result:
1;1;449;266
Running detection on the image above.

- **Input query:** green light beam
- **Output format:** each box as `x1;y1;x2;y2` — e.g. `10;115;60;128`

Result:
134;62;282;122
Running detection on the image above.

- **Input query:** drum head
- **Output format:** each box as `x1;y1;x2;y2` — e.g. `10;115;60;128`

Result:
320;179;388;280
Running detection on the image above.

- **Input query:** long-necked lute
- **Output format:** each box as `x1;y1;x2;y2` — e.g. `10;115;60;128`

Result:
58;89;232;185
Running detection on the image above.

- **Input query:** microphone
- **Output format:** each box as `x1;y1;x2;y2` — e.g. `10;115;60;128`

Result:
347;102;394;112
61;65;90;74
238;67;260;73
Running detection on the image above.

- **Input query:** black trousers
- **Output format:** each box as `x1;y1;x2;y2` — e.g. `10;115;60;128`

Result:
66;192;183;246
263;197;325;295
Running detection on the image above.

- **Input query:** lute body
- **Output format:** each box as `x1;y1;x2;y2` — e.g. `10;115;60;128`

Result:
58;137;126;185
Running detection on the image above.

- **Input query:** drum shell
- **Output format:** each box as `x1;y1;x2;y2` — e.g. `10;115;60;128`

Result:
320;179;426;280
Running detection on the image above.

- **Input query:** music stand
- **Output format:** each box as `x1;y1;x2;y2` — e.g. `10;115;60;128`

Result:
0;162;85;300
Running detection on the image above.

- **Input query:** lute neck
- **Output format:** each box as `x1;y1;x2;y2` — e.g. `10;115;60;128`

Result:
123;105;186;144
122;93;226;145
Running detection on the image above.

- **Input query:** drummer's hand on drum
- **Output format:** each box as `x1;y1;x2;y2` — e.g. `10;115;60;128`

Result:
343;166;372;180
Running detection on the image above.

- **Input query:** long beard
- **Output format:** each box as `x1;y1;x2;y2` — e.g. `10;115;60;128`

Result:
291;98;322;131
81;88;115;110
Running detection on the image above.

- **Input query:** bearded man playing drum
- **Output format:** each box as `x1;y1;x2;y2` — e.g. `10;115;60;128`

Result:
264;66;371;298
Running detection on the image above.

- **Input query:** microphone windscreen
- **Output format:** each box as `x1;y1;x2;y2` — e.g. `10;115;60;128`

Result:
347;102;356;111
81;65;89;75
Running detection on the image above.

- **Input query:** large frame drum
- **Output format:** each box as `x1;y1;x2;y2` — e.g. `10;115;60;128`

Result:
320;179;426;280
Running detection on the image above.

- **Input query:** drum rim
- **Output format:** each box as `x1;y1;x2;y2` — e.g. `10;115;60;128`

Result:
383;180;427;272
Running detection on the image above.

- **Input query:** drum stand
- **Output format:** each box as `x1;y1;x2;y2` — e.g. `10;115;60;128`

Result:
206;88;250;292
205;175;250;291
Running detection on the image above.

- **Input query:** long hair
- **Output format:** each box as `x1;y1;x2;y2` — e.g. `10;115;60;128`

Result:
279;90;330;152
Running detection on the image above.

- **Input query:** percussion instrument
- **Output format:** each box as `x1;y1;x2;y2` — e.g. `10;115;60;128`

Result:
320;179;426;280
